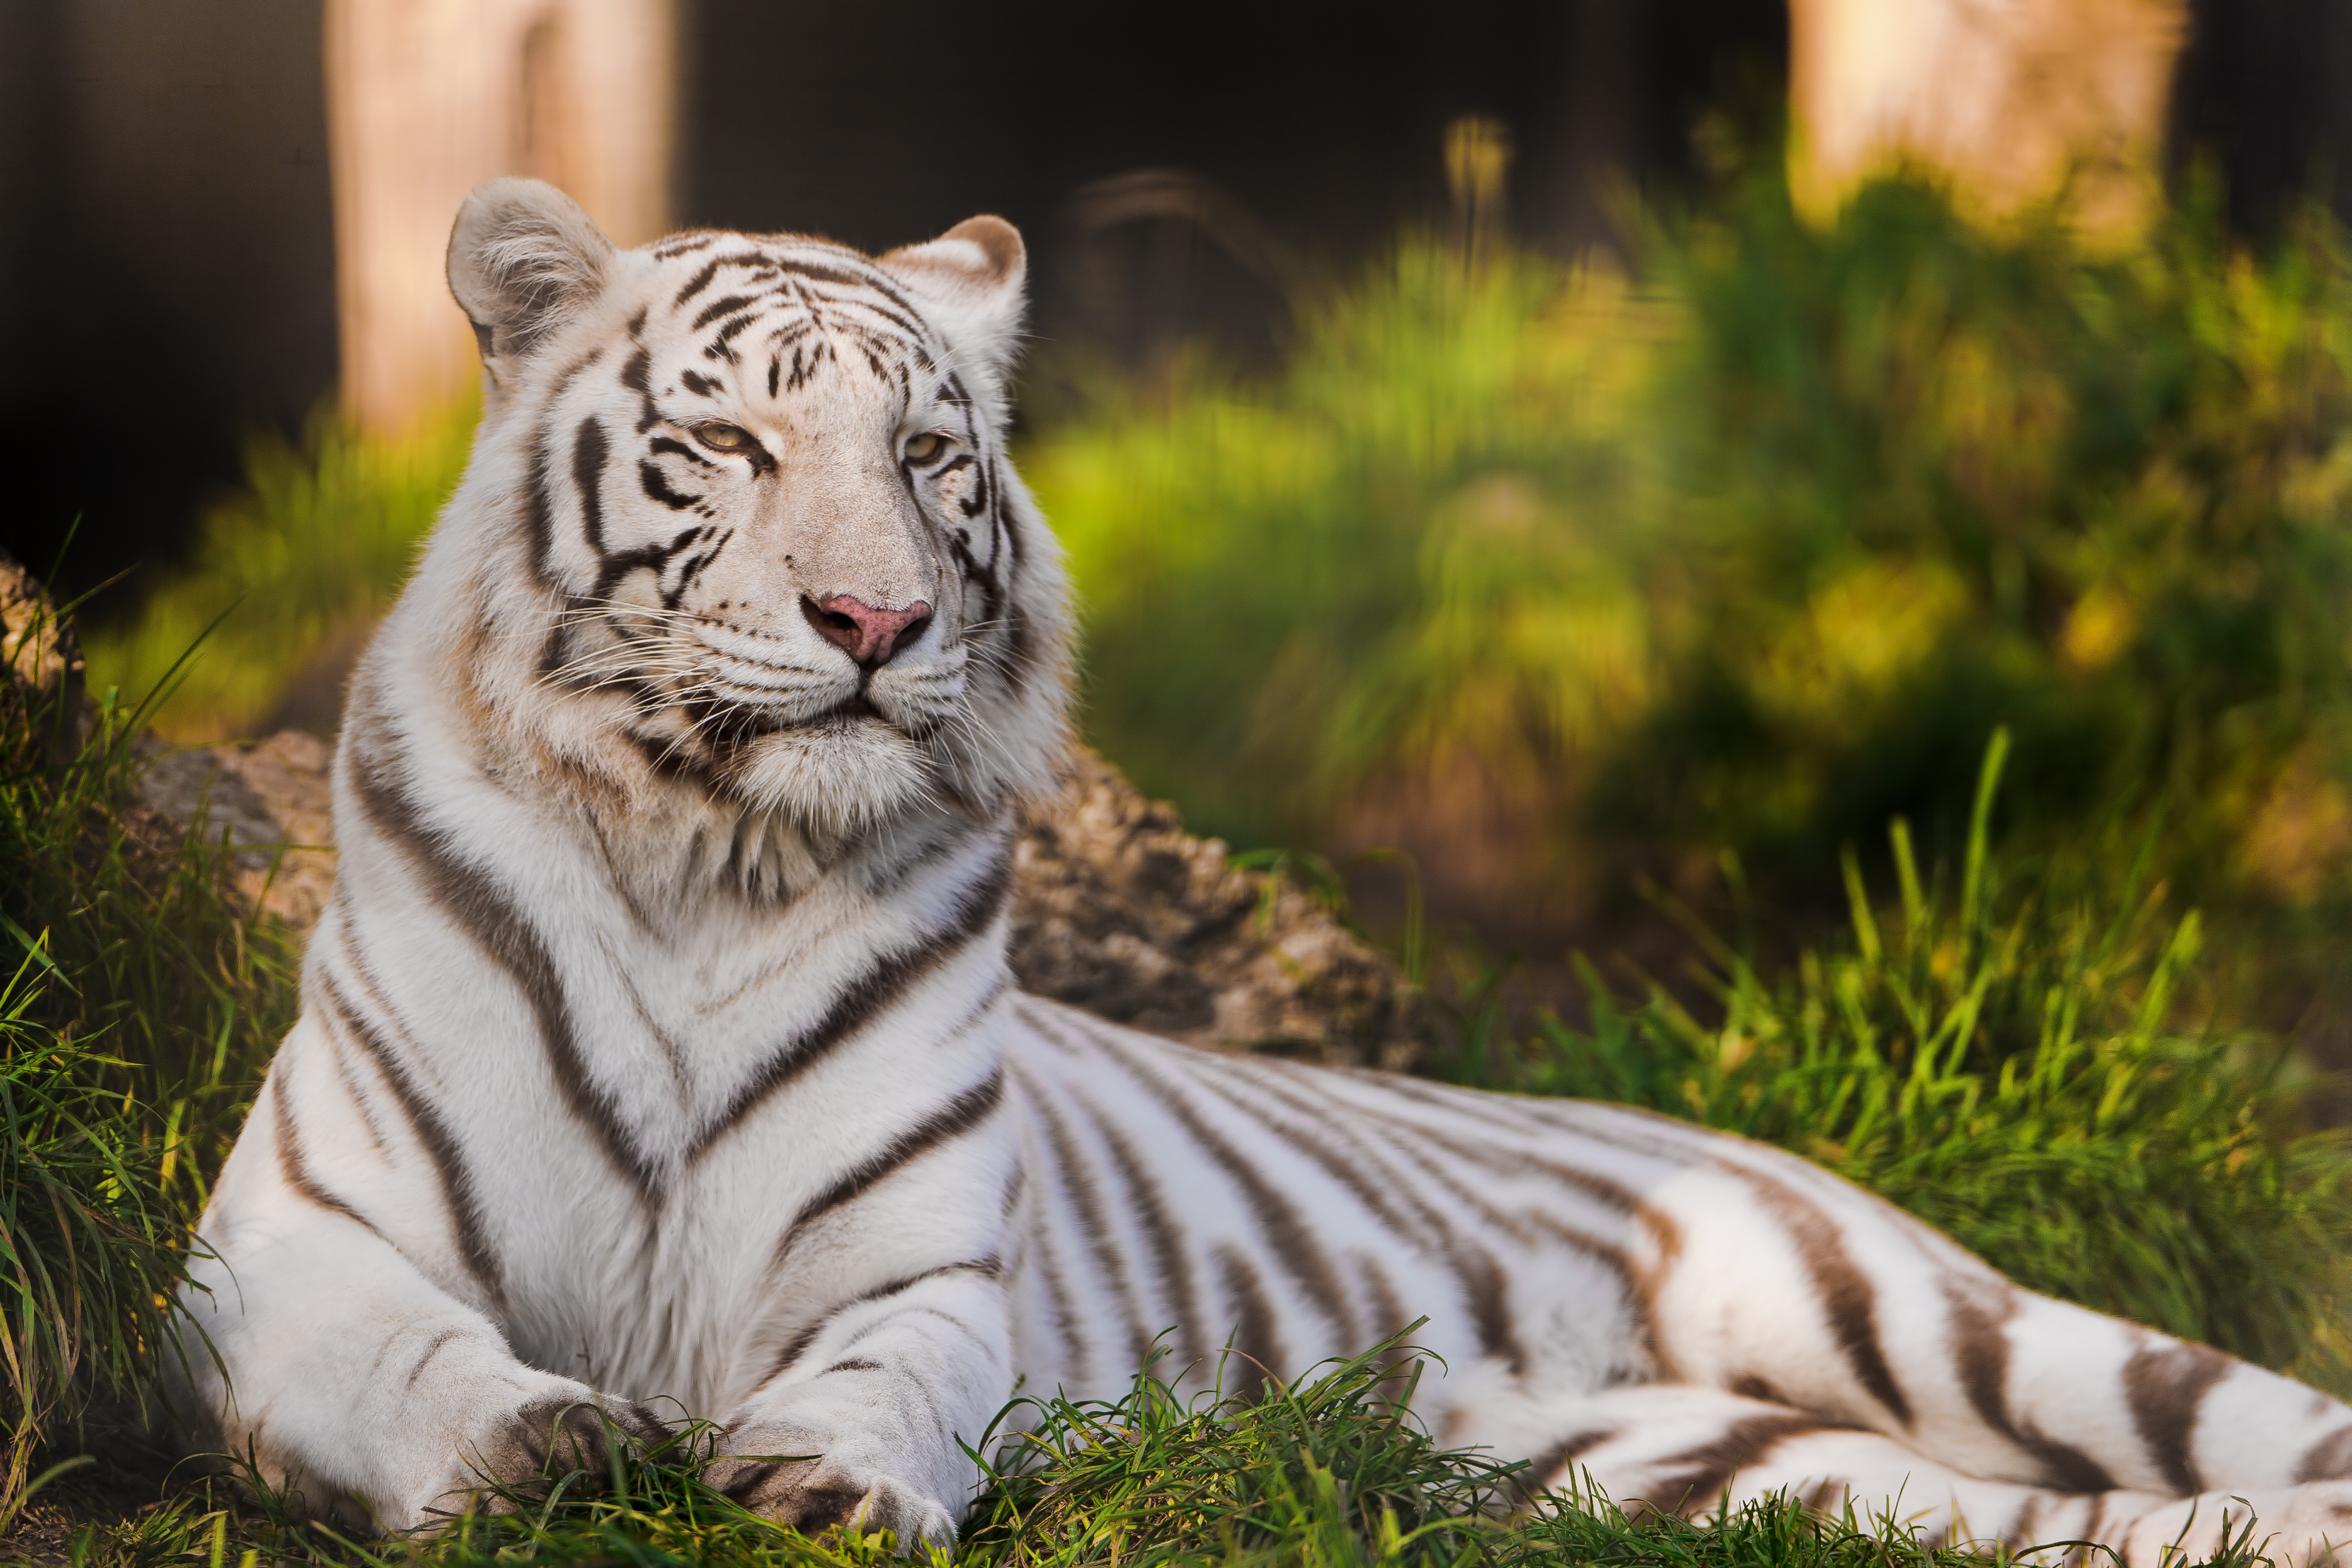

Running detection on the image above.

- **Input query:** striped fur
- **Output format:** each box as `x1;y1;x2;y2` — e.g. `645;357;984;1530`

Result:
177;181;2352;1562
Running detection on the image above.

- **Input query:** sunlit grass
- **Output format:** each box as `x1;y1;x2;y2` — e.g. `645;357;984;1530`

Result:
1430;734;2352;1390
80;399;475;742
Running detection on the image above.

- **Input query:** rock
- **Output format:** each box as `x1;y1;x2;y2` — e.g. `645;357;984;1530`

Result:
1009;747;1421;1067
0;552;87;762
131;732;338;930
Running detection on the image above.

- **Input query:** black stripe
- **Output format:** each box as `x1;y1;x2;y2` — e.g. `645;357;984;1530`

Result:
270;1057;384;1239
572;418;611;556
1095;1034;1358;1349
639;461;701;511
346;709;658;1200
692;294;761;329
647;435;717;468
672;256;727;306
317;965;505;1301
769;1071;1006;1269
1068;1087;1208;1376
686;846;1012;1161
1734;1168;1912;1428
1215;1246;1285;1401
760;1257;1003;1386
1942;1274;2115;1492
525;419;558;586
2124;1338;2232;1494
1028;1090;1155;1373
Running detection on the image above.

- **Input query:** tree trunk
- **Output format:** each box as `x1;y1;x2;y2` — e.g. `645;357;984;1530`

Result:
1789;0;2187;236
325;0;676;433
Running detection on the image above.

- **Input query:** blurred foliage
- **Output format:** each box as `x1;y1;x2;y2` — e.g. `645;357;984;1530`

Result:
1430;735;2352;1390
82;400;476;742
1025;165;2352;1016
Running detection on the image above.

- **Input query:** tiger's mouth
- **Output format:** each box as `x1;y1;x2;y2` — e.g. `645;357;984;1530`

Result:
823;692;880;722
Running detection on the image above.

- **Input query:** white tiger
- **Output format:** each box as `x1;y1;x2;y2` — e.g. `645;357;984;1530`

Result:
175;178;2352;1563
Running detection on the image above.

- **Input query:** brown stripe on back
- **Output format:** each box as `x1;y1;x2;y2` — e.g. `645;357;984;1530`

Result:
1283;1092;1647;1362
1025;1090;1155;1375
1352;1252;1419;1402
1196;1059;1450;1249
1731;1166;1913;1428
1451;1240;1527;1375
2124;1338;2233;1495
314;994;395;1156
768;1071;1005;1271
317;968;505;1304
346;714;658;1199
1215;1245;1285;1402
1026;1195;1092;1387
1095;1035;1359;1350
1072;1087;1208;1377
688;846;1012;1162
1942;1274;2114;1492
1339;1093;1647;1222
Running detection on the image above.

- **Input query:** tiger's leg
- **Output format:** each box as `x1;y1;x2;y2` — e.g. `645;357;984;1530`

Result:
172;1060;664;1531
1532;1384;2352;1567
1618;1135;2352;1497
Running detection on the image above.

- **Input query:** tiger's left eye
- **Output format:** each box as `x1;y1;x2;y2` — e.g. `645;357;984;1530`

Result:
903;432;949;465
695;423;752;452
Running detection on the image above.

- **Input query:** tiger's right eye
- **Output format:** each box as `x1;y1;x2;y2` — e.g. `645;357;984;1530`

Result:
695;423;752;452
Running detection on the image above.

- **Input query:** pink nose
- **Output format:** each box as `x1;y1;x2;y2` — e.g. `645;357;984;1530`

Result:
801;594;933;668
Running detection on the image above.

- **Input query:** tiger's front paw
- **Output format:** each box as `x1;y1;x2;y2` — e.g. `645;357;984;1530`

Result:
464;1395;675;1500
710;1453;956;1549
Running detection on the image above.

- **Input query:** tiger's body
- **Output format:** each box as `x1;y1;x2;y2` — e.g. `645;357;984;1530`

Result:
177;180;2352;1561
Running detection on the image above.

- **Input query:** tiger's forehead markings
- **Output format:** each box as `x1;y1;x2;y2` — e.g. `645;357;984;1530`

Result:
658;244;938;351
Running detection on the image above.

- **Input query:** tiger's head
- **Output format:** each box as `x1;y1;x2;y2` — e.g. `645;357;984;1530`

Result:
422;178;1070;844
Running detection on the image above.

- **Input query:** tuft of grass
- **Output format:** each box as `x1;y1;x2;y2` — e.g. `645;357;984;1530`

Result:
80;400;475;742
959;1336;1519;1568
1431;733;2352;1387
1;604;299;1220
0;956;188;1530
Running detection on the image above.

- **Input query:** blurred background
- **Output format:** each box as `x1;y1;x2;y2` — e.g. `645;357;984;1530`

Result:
8;0;2352;1064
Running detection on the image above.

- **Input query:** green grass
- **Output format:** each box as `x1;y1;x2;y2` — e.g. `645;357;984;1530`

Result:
57;1341;2219;1568
1430;733;2352;1388
80;400;475;742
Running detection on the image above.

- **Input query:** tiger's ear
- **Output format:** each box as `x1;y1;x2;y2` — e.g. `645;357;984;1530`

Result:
447;178;617;368
878;216;1027;377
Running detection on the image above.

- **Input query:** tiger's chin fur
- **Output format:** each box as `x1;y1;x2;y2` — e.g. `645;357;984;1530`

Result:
172;180;2352;1566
